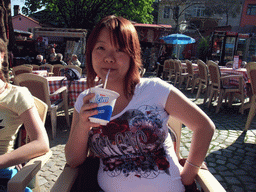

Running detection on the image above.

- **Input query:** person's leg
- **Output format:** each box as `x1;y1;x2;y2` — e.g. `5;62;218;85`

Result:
0;168;32;192
0;168;18;191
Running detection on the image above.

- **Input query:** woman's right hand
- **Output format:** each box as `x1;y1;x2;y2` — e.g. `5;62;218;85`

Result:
77;93;101;131
65;93;100;167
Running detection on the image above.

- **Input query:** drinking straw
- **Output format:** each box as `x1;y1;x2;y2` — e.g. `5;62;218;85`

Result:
103;69;111;89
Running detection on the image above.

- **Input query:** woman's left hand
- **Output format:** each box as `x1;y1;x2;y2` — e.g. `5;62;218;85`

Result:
180;162;199;185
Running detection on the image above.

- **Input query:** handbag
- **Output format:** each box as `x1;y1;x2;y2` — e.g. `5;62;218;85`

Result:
64;68;81;81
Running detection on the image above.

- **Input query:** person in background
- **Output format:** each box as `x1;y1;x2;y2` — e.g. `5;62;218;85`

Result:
0;38;49;192
51;53;67;66
48;48;57;64
65;15;215;192
156;54;166;78
252;55;256;62
42;58;47;64
35;54;44;65
71;54;81;66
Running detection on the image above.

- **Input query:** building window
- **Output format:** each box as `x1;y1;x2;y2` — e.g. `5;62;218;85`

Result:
193;5;205;17
164;6;171;18
185;4;205;18
247;4;256;15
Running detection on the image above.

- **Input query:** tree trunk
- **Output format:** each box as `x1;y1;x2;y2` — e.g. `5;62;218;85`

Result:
225;11;229;26
0;0;12;82
0;5;7;41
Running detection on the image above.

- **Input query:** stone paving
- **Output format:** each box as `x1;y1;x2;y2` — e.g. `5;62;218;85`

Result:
37;85;256;192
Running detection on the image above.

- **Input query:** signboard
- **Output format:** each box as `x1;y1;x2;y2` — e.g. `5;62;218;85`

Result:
42;37;48;46
233;55;239;69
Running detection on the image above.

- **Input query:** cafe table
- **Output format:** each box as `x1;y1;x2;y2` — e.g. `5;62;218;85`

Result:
219;66;249;96
32;70;48;77
219;67;248;81
46;76;87;106
181;62;199;73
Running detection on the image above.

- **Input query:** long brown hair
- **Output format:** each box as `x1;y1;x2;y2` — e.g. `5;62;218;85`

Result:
86;15;142;98
0;38;7;82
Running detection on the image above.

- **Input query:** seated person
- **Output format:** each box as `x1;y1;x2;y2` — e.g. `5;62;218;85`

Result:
156;54;167;78
51;53;67;65
65;15;215;192
252;55;256;62
35;54;44;65
48;48;57;64
71;54;81;66
42;59;48;64
0;39;50;192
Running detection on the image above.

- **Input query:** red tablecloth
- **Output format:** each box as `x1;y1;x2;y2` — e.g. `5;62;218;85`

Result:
32;70;48;77
219;67;249;96
47;76;87;106
219;67;248;81
181;63;199;73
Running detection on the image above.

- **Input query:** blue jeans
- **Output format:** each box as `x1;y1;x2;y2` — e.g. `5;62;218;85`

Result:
0;168;32;192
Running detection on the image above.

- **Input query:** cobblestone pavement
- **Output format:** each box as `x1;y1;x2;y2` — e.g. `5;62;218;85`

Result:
38;85;256;192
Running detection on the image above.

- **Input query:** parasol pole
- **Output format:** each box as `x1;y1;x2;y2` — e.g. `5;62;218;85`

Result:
177;44;180;59
176;34;180;59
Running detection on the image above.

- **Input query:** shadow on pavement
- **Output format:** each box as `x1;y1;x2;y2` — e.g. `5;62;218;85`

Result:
180;87;250;131
205;131;256;191
44;110;73;147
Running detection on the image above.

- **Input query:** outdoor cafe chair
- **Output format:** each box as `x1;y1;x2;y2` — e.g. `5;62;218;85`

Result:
207;60;244;114
52;64;64;76
162;59;171;80
7;97;52;192
167;59;176;82
50;116;226;192
39;64;54;76
174;59;188;88
12;65;32;77
139;67;146;77
244;62;256;130
31;64;40;70
225;61;233;68
193;60;210;104
185;60;198;91
14;73;70;139
22;64;33;68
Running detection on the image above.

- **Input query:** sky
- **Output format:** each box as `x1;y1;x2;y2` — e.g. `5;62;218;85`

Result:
11;0;25;15
11;0;44;15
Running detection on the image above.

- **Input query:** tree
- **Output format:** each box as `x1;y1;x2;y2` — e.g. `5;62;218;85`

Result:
205;0;242;26
0;0;15;81
197;36;210;62
161;0;203;32
22;0;155;31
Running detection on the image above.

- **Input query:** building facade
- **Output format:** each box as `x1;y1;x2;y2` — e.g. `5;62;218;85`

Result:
240;0;256;27
157;0;243;30
12;5;43;33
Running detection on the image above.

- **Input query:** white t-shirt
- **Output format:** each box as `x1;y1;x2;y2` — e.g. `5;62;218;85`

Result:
75;78;185;192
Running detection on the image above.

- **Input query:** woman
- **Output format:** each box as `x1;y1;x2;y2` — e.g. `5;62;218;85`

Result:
65;15;215;192
0;39;49;191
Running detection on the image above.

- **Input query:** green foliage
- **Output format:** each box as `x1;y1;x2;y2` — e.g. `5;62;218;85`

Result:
197;37;210;62
23;0;154;31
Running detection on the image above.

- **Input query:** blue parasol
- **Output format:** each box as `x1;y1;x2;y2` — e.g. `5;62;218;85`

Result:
160;33;196;59
160;33;196;44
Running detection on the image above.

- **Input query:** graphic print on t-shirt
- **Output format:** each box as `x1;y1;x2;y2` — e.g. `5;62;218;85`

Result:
89;105;170;179
0;119;4;129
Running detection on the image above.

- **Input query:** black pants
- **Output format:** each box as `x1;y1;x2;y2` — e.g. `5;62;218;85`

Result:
71;157;102;192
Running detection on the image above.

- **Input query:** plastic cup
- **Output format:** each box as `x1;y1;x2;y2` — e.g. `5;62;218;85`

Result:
89;87;120;126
